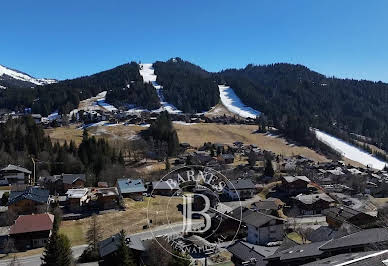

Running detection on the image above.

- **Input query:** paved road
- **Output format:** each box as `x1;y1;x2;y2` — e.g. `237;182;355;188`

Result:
0;221;204;266
0;244;88;266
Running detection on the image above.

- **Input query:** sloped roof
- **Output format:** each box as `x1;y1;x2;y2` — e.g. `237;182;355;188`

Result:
66;188;88;199
227;241;277;265
8;186;49;205
266;241;328;261
283;175;311;183
117;178;146;194
322;206;368;223
226;179;255;190
62;174;86;184
320;228;388;251
152;181;178;190
1;164;31;174
10;213;54;235
99;233;145;257
295;193;334;205
243;211;284;227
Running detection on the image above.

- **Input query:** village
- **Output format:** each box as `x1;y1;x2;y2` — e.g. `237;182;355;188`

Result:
0;121;388;266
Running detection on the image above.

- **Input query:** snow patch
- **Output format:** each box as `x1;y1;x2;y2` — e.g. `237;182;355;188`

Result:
314;129;387;170
218;85;261;119
139;63;182;114
173;121;198;126
0;64;56;86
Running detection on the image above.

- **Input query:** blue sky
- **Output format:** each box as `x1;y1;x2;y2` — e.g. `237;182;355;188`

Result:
1;0;388;81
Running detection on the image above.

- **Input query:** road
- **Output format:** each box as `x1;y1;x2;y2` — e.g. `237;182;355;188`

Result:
0;244;88;266
0;221;204;266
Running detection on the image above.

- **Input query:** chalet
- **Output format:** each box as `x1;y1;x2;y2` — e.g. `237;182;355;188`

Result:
293;193;335;215
227;240;277;266
243;211;285;245
280;175;311;195
217;153;235;164
116;178;147;201
323;206;378;229
150;181;180;196
66;188;89;212
266;228;388;265
10;213;54;250
223;179;255;200
98;233;145;263
302;250;388;266
95;187;119;210
253;198;284;216
7;186;49;215
0;164;32;185
62;174;86;191
39;173;86;194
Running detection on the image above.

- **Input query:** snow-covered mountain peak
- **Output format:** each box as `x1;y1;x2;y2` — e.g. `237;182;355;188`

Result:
0;64;57;87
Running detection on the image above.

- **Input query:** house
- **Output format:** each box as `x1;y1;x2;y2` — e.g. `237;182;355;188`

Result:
253;198;284;216
9;213;54;250
62;174;86;191
66;188;89;212
150;181;180;196
98;233;145;264
217;153;235;164
7;186;49;215
243;211;285;245
116;178;147;201
39;173;86;194
280;176;311;195
302;250;388;266
293;193;335;215
95;187;119;210
227;240;277;266
223;179;256;200
0;165;32;185
266;228;388;265
323;206;378;229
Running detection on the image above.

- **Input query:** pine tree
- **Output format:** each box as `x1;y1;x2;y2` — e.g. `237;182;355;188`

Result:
263;158;275;177
86;214;102;252
165;157;171;171
41;217;73;266
112;230;136;266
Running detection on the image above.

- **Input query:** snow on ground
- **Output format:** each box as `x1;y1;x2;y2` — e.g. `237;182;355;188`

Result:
173;121;198;126
218;85;261;119
314;129;387;170
139;63;182;114
76;91;117;113
0;64;56;85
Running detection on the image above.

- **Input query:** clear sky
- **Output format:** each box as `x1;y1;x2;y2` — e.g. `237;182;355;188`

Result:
1;0;388;82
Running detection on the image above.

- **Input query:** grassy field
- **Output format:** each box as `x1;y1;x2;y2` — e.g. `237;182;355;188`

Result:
46;123;330;163
59;196;183;246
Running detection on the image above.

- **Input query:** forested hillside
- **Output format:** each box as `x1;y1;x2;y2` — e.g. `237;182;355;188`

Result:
153;58;219;113
0;62;160;116
216;63;388;152
0;116;124;184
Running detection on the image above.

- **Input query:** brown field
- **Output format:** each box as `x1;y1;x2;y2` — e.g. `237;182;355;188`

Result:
59;196;183;246
45;123;330;163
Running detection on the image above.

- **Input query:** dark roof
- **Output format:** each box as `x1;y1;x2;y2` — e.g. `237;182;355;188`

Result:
322;206;372;224
243;211;284;228
266;241;328;261
282;175;311;183
8;186;50;205
227;241;277;265
117;178;146;194
62;174;86;184
99;234;145;257
301;250;388;266
10;213;54;235
0;164;31;174
221;154;235;159
254;198;284;211
320;228;388;251
229;207;255;220
226;179;255;190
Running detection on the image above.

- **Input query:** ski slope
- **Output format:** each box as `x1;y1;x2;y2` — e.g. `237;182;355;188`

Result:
139;63;182;114
218;85;261;119
314;129;387;170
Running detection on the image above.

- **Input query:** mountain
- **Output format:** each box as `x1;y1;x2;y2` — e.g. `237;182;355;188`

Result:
0;64;56;89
